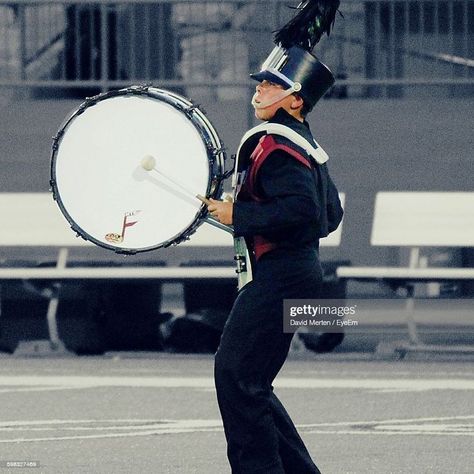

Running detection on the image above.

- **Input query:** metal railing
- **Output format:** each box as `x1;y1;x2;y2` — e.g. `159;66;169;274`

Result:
0;0;473;99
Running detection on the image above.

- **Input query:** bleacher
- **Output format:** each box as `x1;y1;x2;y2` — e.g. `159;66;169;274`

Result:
337;192;474;357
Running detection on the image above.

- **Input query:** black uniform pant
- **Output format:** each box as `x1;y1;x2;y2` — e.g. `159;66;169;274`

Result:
214;255;322;474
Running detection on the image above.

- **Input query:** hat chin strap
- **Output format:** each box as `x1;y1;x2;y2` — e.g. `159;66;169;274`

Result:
252;83;301;110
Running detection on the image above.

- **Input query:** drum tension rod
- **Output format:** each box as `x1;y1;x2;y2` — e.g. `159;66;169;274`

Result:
81;90;118;111
183;105;198;118
51;130;64;151
212;147;226;157
49;180;57;195
127;83;152;94
82;92;107;108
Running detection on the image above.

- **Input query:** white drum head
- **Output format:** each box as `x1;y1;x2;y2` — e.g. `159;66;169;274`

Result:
52;90;218;252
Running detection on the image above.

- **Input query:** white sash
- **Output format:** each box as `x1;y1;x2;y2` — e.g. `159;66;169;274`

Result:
232;122;329;189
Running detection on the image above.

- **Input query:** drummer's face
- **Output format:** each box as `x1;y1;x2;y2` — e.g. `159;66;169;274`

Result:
252;80;300;121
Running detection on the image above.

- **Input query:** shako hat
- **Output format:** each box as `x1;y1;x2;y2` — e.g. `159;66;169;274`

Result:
250;0;341;110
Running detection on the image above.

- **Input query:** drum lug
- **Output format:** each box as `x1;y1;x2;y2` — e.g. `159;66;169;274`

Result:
212;146;225;157
81;90;117;110
128;83;152;95
49;179;57;195
183;105;198;118
114;248;138;255
82;95;101;109
51;130;64;150
76;101;92;116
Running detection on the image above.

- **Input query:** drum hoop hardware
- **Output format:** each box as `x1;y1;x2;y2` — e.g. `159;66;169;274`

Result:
49;179;58;199
51;130;64;152
127;83;152;94
221;154;236;180
175;100;229;186
182;104;199;118
212;147;226;157
80;90;117;110
79;86;152;113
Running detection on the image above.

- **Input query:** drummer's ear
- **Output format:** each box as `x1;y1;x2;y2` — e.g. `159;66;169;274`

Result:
290;94;304;111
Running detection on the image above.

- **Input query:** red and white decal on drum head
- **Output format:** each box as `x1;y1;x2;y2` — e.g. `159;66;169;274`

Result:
104;210;141;244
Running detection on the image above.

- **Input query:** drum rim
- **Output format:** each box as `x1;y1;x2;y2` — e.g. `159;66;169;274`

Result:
50;85;227;254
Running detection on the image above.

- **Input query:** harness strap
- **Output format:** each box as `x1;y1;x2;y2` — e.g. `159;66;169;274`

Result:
232;122;328;191
249;135;311;193
246;134;312;260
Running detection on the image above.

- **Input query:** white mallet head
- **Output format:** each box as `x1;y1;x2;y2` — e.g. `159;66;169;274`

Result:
141;154;156;171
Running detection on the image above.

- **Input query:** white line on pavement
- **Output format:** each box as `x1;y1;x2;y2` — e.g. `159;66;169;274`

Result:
0;416;473;443
0;375;473;391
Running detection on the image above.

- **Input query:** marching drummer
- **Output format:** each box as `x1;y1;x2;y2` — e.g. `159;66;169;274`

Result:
207;1;343;472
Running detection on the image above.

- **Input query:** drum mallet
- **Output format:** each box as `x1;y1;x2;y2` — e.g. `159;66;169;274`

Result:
141;154;211;205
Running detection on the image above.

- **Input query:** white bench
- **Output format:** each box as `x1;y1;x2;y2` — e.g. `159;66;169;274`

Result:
0;192;343;270
0;192;344;354
336;191;474;356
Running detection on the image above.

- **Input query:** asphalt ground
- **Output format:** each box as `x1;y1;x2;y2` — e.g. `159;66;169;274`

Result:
0;353;472;474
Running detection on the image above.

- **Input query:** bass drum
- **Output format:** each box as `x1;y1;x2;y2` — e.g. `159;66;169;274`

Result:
50;86;227;253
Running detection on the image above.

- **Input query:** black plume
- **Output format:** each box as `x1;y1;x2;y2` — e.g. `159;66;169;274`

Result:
274;0;340;51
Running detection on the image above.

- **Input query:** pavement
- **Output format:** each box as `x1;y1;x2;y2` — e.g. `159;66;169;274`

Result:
0;352;472;473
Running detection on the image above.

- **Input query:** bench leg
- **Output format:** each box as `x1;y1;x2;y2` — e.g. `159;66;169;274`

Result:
46;284;61;346
46;248;69;346
405;247;422;345
405;284;421;345
14;248;71;356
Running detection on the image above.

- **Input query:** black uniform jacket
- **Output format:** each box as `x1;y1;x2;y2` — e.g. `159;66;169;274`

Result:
233;108;343;264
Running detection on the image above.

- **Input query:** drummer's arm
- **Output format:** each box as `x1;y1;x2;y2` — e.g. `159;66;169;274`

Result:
232;151;319;237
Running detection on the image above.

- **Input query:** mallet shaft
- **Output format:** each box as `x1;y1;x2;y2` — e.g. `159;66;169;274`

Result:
141;155;212;206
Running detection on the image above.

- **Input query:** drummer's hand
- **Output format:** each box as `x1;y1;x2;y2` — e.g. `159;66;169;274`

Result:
208;198;233;225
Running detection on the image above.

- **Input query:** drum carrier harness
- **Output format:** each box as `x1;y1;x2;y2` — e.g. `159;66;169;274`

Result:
232;122;329;264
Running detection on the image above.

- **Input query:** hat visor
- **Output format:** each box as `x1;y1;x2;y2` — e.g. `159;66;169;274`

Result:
249;71;291;89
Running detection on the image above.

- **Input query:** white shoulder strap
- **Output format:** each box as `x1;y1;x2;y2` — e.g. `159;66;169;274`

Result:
236;122;329;165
